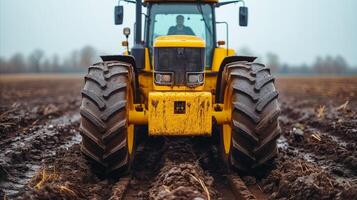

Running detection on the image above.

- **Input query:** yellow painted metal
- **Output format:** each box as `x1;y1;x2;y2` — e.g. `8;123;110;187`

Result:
152;36;206;91
148;92;212;136
127;124;134;154
137;48;235;101
223;124;231;154
154;35;205;48
144;0;218;3
128;108;148;124
138;48;153;105
212;108;231;124
128;37;236;142
211;47;236;71
144;48;152;71
138;72;153;105
126;79;135;155
129;104;230;125
221;73;234;155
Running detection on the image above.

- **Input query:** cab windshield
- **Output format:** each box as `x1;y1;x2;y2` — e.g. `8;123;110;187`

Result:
147;3;214;68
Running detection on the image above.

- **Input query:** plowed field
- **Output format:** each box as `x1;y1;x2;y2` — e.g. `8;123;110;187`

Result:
1;75;356;200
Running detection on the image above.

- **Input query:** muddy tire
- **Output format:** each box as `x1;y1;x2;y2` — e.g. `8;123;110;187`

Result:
79;61;135;174
221;61;281;172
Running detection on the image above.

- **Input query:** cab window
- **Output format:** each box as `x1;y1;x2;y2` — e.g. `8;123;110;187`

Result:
147;3;214;68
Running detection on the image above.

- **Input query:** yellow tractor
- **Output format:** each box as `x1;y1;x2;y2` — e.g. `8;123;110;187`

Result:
79;0;280;173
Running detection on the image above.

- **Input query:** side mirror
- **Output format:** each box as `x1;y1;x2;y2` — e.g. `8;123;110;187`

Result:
115;6;124;25
239;7;248;27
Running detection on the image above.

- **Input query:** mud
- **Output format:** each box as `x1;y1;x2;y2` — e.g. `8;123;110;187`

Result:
0;75;82;142
1;75;357;200
258;151;357;200
0;75;82;198
124;137;167;199
0;113;80;196
21;145;116;200
258;77;357;200
147;139;217;200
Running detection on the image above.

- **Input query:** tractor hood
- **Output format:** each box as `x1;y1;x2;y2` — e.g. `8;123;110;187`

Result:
154;35;205;48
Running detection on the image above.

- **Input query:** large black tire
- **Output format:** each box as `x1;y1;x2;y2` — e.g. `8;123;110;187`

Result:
221;61;281;172
79;61;135;174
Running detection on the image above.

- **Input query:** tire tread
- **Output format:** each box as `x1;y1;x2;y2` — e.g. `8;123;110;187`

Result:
223;62;281;172
80;61;134;174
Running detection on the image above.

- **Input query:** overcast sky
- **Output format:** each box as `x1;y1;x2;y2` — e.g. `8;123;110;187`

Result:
0;0;356;67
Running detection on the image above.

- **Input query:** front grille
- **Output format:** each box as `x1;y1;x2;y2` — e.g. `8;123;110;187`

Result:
154;47;205;85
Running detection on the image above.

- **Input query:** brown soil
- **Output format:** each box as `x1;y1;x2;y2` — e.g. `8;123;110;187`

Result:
1;75;356;200
0;75;83;199
147;139;218;200
0;75;82;141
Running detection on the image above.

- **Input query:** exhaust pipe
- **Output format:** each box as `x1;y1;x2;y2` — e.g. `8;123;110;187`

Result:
135;0;142;44
132;0;145;69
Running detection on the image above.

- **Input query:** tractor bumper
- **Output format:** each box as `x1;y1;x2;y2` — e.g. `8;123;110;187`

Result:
148;92;212;136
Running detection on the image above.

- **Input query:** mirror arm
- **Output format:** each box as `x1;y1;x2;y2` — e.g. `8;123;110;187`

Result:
142;12;150;28
215;0;245;8
126;36;130;55
142;13;148;19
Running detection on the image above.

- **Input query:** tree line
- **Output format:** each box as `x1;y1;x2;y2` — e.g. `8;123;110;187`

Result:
237;47;356;75
0;46;98;74
1;46;356;75
265;52;355;75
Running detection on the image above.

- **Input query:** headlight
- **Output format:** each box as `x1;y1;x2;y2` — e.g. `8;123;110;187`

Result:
187;72;204;86
154;72;173;85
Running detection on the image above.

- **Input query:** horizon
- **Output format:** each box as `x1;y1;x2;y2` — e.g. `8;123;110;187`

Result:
1;0;357;67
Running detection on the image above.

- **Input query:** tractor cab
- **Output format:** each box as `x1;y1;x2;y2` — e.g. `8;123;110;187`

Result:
114;0;248;72
146;3;214;68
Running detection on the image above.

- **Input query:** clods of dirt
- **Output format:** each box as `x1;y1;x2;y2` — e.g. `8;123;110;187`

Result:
149;162;211;200
0;113;81;198
259;152;357;200
2;75;357;200
20;145;116;200
279;99;357;178
242;176;257;186
0;76;82;141
147;139;217;200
